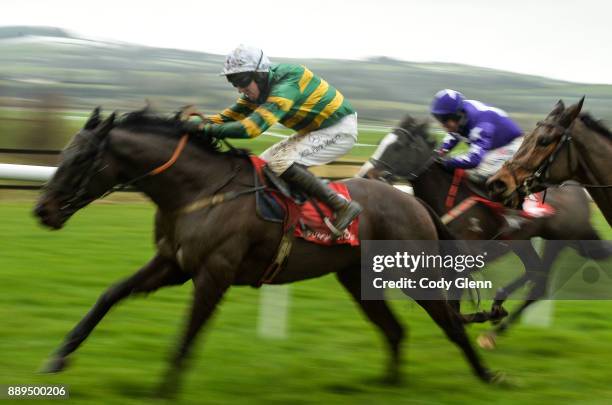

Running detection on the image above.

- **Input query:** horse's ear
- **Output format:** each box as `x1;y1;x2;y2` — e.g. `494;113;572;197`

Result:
559;96;585;127
548;100;565;118
85;106;102;130
400;114;417;129
96;112;116;138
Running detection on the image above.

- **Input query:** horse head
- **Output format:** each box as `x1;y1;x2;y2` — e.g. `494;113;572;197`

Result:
358;114;437;183
34;107;119;229
487;97;584;208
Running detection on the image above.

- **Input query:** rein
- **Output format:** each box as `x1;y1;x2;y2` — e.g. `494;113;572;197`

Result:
70;126;260;216
108;133;189;195
150;134;189;175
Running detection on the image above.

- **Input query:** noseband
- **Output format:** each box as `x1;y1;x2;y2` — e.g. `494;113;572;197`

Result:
504;121;574;196
46;134;111;213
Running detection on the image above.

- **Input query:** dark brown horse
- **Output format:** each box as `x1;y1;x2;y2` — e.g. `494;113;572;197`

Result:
358;114;610;346
488;98;612;226
34;108;502;396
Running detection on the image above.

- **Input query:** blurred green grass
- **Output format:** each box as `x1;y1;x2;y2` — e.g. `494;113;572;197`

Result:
0;202;611;404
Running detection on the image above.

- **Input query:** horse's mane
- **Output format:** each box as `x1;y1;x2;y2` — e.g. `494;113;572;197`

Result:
115;109;249;156
397;114;419;131
580;113;612;141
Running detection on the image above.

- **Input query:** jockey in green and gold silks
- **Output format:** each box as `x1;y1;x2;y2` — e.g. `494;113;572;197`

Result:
199;45;361;236
208;63;355;139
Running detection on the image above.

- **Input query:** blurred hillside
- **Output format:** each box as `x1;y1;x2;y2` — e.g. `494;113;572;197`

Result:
1;26;612;128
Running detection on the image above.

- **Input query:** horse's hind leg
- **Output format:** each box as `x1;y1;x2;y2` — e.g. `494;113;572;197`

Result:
40;254;189;373
490;244;561;336
481;242;562;348
491;241;544;319
481;278;548;349
417;299;498;383
336;269;405;384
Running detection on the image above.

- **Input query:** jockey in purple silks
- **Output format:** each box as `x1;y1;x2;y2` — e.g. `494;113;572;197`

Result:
431;89;524;184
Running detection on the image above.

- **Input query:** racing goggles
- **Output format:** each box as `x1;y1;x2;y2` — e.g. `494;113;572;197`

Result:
227;72;254;88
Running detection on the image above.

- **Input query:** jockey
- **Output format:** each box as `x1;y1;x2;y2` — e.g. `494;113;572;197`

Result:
430;89;523;184
200;45;361;235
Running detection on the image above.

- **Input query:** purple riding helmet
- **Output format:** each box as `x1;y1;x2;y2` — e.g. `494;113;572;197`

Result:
430;89;465;117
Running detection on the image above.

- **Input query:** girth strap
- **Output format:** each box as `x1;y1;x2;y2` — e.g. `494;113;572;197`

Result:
257;226;296;287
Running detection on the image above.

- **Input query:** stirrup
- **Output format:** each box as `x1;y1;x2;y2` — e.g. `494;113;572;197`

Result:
323;217;343;238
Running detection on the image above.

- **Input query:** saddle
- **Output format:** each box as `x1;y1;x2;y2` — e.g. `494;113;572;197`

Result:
442;169;555;227
250;156;360;246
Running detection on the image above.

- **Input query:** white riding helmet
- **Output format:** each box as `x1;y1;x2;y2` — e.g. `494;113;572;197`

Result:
220;44;271;76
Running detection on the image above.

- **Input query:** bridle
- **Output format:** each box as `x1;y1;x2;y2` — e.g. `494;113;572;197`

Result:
367;127;438;183
47;131;112;214
513;121;573;195
504;120;612;198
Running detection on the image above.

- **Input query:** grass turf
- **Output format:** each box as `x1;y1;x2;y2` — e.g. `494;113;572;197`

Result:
0;202;611;404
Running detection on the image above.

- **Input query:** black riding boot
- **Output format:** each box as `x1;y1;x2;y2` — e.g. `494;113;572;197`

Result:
281;164;362;236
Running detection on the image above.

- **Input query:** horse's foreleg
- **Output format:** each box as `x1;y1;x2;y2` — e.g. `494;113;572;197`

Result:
158;263;231;398
491;273;530;317
486;243;560;339
417;299;502;384
493;271;548;335
496;243;558;332
478;270;549;350
336;269;405;384
41;254;189;373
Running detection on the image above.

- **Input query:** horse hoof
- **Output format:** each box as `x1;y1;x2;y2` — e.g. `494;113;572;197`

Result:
485;370;517;388
490;306;508;324
39;356;68;374
485;370;508;384
477;333;497;350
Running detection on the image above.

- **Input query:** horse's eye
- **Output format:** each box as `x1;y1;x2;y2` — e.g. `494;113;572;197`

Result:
537;136;554;147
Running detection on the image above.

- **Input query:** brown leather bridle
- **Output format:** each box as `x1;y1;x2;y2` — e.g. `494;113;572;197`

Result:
504;120;612;200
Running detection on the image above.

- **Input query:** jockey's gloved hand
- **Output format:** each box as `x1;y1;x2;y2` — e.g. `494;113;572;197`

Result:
181;121;222;140
435;148;448;157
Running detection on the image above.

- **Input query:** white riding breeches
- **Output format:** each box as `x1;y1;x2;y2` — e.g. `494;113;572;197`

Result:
469;136;523;178
260;113;358;174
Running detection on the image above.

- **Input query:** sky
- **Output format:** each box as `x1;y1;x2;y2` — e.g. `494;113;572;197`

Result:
2;0;611;84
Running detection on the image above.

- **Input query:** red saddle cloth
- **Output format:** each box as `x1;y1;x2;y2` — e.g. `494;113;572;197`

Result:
446;169;556;220
250;156;360;246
